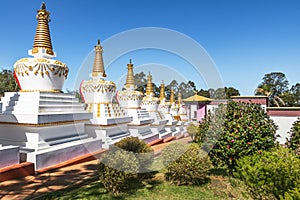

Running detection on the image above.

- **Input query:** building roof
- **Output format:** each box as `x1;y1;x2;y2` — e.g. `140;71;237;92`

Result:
183;94;212;102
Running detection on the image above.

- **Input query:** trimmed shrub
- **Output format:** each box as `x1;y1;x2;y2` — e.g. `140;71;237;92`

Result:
235;147;300;200
98;148;139;195
162;143;212;186
286;118;300;154
187;122;199;141
282;187;300;200
114;137;154;172
197;101;278;174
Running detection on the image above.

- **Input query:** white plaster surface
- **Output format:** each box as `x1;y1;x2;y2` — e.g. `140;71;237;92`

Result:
0;145;20;169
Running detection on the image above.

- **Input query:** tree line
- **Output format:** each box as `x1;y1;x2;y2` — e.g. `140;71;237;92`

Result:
1;69;299;107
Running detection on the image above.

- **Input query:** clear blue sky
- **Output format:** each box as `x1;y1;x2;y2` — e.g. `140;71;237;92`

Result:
0;0;300;95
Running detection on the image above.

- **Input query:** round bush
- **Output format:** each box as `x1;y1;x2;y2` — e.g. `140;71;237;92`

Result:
197;101;278;173
235;147;300;199
114;136;154;172
162;143;212;186
99;148;139;195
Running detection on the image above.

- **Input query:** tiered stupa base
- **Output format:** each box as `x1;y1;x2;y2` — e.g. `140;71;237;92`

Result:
126;108;159;144
84;103;132;148
148;111;173;141
0;92;102;170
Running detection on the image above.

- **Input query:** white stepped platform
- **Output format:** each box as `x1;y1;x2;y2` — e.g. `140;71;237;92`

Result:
0;145;20;169
0;91;102;170
124;108;159;144
1;92;90;124
85;123;130;149
85;102;133;148
148;110;172;140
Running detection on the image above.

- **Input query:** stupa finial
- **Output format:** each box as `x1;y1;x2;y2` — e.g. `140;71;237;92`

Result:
125;59;135;88
170;89;175;103
159;81;165;100
146;72;153;95
92;40;106;77
32;2;54;55
177;92;182;106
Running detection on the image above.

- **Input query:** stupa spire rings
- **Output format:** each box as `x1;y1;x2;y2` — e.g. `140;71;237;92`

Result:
146;72;154;95
159;81;166;100
170;89;175;104
177;92;182;106
32;2;54;56
125;59;135;88
92;39;106;78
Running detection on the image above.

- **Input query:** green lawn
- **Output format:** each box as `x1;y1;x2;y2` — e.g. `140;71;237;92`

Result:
44;173;252;200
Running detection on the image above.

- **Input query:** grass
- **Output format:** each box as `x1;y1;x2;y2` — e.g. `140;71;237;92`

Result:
43;171;252;200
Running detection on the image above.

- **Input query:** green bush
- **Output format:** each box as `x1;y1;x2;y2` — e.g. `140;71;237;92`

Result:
281;187;300;200
114;136;154;172
286;118;300;154
187;122;199;141
197;101;278;174
161;143;212;186
235;147;300;200
98;148;139;195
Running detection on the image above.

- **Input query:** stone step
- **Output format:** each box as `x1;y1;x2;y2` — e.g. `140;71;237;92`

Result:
46;133;90;146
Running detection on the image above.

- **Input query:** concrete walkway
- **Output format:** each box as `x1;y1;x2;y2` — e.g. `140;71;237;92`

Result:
0;137;192;200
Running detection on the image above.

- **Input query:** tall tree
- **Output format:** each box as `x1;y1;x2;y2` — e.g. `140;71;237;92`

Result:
225;87;240;99
198;89;210;98
255;72;289;107
0;69;19;97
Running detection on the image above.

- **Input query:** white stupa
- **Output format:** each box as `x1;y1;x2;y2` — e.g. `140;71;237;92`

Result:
81;40;132;148
118;60;160;144
158;85;180;138
175;93;188;134
0;3;102;170
141;73;173;142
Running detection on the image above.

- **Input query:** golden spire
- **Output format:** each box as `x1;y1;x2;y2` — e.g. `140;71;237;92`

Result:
177;92;182;106
32;2;54;55
92;40;106;77
170;89;175;103
146;72;153;95
125;59;135;88
159;81;165;100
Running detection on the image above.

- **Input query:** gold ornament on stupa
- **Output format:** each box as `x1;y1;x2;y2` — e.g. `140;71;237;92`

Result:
32;2;54;56
125;59;135;88
159;81;166;101
170;89;175;104
92;40;106;78
177;92;182;106
146;72;154;95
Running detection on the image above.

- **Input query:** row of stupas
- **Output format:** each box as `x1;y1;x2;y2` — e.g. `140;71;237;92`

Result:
0;3;188;171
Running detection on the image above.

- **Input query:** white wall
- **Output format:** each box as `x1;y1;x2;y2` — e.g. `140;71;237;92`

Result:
270;116;298;144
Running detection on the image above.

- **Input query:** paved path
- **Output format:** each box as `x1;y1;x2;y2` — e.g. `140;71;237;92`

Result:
0;137;192;200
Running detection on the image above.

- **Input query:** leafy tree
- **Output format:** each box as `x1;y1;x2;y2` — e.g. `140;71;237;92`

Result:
256;72;289;107
196;101;278;174
178;82;195;99
213;88;226;99
286;118;300;154
135;72;147;94
290;83;300;106
0;69;19;97
198;89;210;98
225;87;240;99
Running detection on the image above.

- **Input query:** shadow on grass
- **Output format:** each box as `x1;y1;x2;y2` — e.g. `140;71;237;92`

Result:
41;171;163;200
